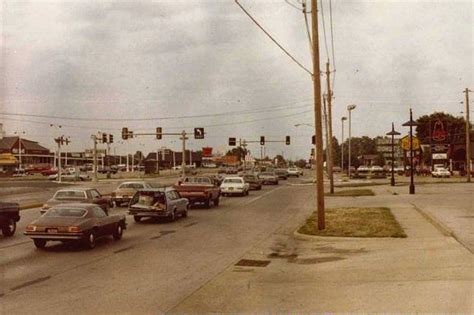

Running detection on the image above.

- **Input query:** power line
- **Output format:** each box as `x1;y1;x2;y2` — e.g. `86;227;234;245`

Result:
319;0;330;61
284;0;302;11
0;99;313;122
328;0;336;90
302;0;313;55
234;0;313;77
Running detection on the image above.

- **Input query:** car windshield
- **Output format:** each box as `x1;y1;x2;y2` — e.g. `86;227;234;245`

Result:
183;177;211;184
243;176;256;181
223;178;243;184
45;207;87;217
261;172;274;176
119;183;145;189
54;190;87;199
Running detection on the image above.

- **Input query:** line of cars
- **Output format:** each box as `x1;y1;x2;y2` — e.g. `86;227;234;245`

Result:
4;167;304;250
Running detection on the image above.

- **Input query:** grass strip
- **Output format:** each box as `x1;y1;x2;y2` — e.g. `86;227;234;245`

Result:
298;207;406;238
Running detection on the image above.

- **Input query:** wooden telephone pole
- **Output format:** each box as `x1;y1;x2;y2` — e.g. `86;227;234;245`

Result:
311;0;325;230
326;61;334;194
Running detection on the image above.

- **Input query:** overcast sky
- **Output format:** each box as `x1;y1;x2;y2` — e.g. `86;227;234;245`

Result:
1;0;472;159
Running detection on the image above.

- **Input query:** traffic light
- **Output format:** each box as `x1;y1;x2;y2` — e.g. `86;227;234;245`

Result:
108;134;114;143
194;127;204;139
102;133;108;143
64;137;70;145
285;136;290;145
312;135;315;145
122;127;128;140
260;136;265;146
156;127;162;140
311;148;315;156
228;137;236;146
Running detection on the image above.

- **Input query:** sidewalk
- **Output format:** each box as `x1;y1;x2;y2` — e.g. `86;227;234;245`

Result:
171;187;473;313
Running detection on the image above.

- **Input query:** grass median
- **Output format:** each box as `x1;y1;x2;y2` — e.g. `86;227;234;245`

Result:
298;207;406;238
325;189;375;197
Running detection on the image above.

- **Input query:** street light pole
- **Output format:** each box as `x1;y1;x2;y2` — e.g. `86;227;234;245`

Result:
347;105;356;178
464;88;471;182
403;109;417;194
386;123;401;186
341;117;347;170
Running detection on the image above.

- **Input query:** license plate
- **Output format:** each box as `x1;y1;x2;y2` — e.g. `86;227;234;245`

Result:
47;229;58;233
229;187;234;190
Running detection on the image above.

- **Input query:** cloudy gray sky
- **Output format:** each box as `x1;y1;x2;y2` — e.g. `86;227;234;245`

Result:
1;0;472;159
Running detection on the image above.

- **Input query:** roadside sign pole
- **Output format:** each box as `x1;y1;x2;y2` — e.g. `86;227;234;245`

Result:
181;130;187;178
58;140;62;183
91;135;98;182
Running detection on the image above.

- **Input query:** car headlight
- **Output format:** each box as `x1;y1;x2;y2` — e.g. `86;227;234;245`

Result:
26;225;37;232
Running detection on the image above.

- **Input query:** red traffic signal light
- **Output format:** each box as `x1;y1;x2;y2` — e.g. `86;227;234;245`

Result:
285;136;290;145
260;136;265;146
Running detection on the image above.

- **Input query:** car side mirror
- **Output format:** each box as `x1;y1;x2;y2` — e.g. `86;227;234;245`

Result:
178;181;182;186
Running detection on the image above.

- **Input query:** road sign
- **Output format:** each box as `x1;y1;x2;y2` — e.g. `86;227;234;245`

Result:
432;153;447;160
401;135;420;151
194;128;205;139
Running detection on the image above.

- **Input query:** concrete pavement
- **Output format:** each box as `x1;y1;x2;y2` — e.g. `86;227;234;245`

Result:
171;184;473;313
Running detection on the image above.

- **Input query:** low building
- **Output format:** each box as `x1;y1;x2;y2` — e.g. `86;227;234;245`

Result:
0;136;53;167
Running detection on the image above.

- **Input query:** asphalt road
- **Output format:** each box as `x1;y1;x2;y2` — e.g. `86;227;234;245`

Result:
0;176;313;313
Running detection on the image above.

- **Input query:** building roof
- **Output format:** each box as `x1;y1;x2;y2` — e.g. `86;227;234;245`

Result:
0;137;50;153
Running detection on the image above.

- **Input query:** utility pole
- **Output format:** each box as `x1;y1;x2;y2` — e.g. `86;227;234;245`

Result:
326;61;335;194
311;0;325;230
464;88;472;182
91;135;98;182
180;130;188;178
323;95;330;172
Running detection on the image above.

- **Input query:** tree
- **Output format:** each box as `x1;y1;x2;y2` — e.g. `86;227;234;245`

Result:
294;159;307;168
274;154;285;165
225;147;247;160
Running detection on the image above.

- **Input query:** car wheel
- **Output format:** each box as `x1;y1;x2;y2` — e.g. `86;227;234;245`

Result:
113;223;123;241
134;216;142;223
85;231;97;249
204;198;211;209
2;218;16;237
34;239;47;249
182;206;189;218
213;197;220;207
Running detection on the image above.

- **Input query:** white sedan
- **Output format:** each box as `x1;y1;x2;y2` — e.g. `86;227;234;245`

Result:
287;168;301;177
220;177;250;196
431;167;451;178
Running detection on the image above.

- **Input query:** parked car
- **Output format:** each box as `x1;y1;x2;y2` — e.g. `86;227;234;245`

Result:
97;167;118;174
42;188;111;214
25;203;126;249
0;202;20;237
242;174;262;190
128;187;189;222
220;177;250;196
431;167;451;178
112;181;153;207
41;167;58;176
258;172;279;185
174;176;221;208
287;168;300;177
275;169;289;180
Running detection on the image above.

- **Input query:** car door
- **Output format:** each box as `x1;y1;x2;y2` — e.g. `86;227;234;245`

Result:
165;191;176;212
171;191;185;211
90;189;107;211
91;206;110;236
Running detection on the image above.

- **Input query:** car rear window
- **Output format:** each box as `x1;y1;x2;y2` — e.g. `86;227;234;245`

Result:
45;208;87;217
134;192;166;206
54;191;87;199
223;178;243;183
183;177;211;184
119;183;145;189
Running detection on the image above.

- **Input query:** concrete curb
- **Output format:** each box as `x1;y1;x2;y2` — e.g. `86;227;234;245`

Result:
293;230;403;242
408;202;454;237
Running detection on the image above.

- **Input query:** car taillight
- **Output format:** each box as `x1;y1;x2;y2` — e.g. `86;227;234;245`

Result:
68;226;81;233
26;225;37;232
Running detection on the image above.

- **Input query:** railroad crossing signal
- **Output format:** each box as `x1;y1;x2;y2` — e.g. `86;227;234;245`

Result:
228;137;236;146
156;127;162;140
122;128;129;140
108;134;114;143
260;136;265;145
285;136;290;145
194;128;205;139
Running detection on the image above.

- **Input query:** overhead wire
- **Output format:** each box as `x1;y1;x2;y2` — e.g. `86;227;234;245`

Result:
302;0;313;55
318;0;330;62
234;0;313;77
328;0;336;90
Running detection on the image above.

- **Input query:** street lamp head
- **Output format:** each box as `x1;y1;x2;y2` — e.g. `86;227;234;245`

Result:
341;116;347;121
386;122;401;136
347;104;356;111
402;119;417;127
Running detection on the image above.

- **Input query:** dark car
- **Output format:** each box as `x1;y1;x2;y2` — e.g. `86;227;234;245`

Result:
242;174;262;190
0;202;20;237
42;188;111;214
24;203;126;249
129;187;189;222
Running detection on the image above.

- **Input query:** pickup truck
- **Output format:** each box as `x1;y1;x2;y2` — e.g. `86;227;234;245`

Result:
0;202;20;237
173;176;221;208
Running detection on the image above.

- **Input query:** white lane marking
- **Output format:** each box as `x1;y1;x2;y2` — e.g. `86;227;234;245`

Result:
242;186;285;206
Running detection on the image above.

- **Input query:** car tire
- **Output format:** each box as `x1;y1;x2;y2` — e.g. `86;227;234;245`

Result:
204;198;211;209
213;197;220;207
85;231;97;249
2;218;16;237
34;239;47;249
134;216;142;223
182;206;189;218
169;210;177;222
113;223;123;241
